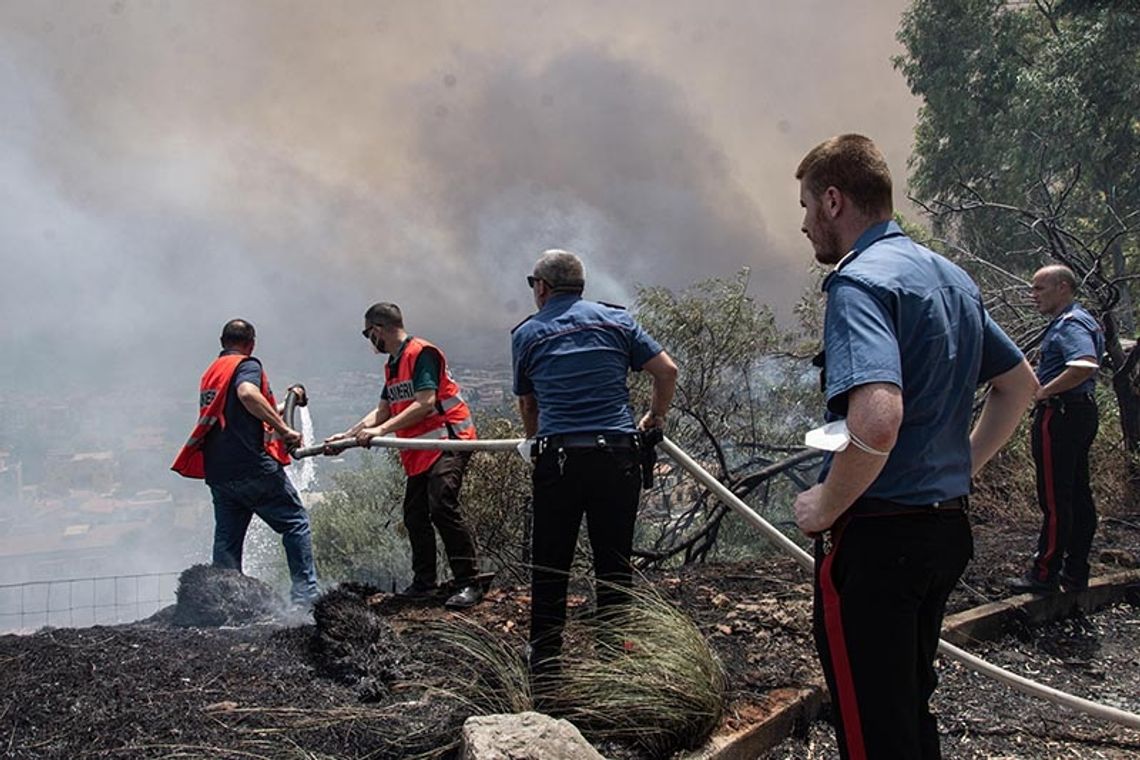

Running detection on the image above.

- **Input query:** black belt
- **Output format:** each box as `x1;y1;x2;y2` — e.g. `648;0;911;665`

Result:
533;433;639;456
1037;390;1095;410
850;495;968;516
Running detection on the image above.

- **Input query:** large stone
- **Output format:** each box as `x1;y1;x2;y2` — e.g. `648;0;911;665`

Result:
461;711;606;760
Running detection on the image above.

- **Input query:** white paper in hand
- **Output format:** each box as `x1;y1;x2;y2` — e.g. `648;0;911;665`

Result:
804;420;850;452
517;438;535;463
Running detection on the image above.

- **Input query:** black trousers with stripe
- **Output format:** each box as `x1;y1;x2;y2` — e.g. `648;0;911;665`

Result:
1029;399;1099;585
813;509;972;760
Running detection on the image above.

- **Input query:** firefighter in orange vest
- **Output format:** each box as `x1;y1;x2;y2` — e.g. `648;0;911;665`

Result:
172;318;319;605
324;302;484;610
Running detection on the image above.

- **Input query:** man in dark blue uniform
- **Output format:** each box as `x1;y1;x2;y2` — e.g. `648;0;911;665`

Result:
1011;265;1104;594
792;135;1037;759
511;249;678;686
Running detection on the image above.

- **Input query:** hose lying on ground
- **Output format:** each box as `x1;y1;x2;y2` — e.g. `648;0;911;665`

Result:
295;432;1140;731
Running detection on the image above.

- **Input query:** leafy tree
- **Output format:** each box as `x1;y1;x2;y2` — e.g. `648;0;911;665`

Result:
896;1;1138;288
631;269;822;567
896;0;1140;493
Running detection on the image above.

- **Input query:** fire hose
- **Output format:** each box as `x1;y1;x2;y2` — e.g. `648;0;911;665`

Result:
292;431;1140;730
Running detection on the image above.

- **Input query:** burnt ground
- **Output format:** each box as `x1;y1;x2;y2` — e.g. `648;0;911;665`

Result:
1;515;1138;760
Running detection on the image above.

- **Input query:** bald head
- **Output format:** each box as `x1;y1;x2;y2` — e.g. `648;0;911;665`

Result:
1031;264;1077;316
1034;265;1077;293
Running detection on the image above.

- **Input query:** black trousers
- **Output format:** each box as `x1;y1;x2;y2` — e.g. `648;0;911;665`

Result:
1030;398;1099;584
403;451;478;587
528;446;641;675
813;509;972;760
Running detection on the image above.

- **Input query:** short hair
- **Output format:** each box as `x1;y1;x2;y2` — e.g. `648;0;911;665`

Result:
364;302;404;329
533;249;586;293
796;134;893;216
1038;264;1077;293
220;319;255;348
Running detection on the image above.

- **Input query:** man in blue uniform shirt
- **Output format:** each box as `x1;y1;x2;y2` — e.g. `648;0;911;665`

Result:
1011;265;1105;594
511;249;678;687
792;135;1037;760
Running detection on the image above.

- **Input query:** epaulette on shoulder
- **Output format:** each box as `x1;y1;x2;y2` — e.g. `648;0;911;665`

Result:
510;314;535;334
595;300;627;311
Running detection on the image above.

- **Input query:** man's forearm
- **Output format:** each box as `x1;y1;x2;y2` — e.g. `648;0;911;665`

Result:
1038;365;1096;398
375;399;434;434
237;384;290;434
518;396;539;438
971;359;1037;476
818;447;892;521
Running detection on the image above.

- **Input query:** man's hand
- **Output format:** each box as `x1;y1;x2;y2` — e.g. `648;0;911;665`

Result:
794;484;837;536
637;411;666;431
279;426;303;449
355;426;384;447
286;384;308;406
322;431;352;455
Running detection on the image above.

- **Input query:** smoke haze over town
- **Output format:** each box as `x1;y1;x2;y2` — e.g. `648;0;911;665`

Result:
0;1;917;601
1;0;916;387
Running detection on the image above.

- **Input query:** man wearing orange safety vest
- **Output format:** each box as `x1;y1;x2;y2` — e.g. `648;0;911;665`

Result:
325;302;483;610
172;318;320;606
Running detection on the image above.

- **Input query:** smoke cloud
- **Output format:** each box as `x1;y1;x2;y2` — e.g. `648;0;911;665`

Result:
0;0;916;386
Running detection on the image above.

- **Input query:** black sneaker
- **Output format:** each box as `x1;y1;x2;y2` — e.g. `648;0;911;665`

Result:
397;581;439;600
1059;573;1089;592
444;584;484;609
1009;574;1060;595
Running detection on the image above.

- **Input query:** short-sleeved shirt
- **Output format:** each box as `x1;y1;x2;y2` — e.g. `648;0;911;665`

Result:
202;352;281;484
1035;302;1103;394
818;220;1023;504
512;295;663;437
380;338;441;401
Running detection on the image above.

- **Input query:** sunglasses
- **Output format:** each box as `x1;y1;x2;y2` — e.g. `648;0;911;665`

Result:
361;325;378;339
526;275;548;288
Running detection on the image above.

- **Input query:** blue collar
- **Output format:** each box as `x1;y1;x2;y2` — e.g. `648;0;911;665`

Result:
821;219;906;291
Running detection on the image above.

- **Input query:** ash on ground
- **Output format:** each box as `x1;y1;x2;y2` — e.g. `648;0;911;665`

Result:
170;564;283;627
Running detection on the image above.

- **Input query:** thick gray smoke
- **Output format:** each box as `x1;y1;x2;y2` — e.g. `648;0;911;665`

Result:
0;1;917;604
0;0;916;386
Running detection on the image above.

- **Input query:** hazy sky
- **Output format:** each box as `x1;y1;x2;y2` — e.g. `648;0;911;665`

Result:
0;0;918;392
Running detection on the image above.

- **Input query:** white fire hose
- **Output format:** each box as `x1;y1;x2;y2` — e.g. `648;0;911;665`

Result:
294;433;1140;730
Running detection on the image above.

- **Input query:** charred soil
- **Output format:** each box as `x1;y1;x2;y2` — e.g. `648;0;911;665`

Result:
2;515;1139;759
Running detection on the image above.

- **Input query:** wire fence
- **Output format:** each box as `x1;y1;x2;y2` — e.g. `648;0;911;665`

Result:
0;572;181;634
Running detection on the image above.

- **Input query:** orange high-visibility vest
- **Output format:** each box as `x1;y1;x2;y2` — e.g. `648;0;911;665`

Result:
171;354;291;479
386;337;476;476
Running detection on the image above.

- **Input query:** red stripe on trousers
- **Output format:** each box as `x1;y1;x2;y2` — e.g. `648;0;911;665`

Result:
820;541;867;760
1037;407;1058;581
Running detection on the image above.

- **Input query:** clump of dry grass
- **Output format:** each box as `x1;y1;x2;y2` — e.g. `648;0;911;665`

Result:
424;582;727;758
550;583;727;757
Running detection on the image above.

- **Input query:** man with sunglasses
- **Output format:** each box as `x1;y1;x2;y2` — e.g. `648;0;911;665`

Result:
326;302;483;610
512;249;678;688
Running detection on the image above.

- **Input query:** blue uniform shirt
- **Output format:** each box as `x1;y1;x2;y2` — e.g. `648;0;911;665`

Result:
1035;302;1103;394
512;294;663;437
819;221;1023;504
202;353;281;484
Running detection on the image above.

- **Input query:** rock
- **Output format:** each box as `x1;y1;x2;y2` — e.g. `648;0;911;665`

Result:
460;711;606;760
